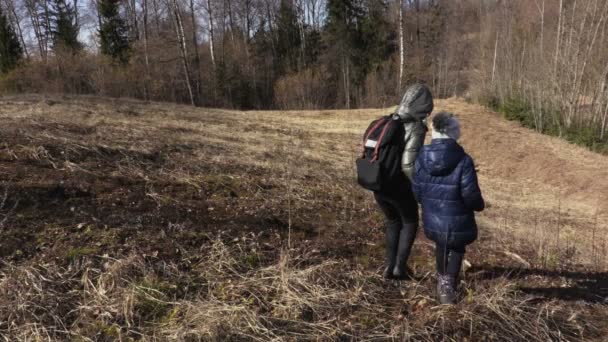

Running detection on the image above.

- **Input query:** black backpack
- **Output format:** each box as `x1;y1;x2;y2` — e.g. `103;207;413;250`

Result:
356;114;406;191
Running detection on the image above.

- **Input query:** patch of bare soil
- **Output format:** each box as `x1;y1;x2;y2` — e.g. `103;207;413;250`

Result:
0;94;606;340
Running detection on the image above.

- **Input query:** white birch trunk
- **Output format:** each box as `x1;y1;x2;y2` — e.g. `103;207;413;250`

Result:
206;0;216;67
169;0;196;106
553;0;562;100
190;0;201;96
491;31;498;89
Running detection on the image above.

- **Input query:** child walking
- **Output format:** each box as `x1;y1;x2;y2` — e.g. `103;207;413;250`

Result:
412;112;485;304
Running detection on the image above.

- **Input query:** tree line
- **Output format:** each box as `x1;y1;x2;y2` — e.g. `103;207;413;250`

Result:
0;0;476;109
0;0;606;150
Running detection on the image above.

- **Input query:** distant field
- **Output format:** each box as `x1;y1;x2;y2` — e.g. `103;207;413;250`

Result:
0;94;606;340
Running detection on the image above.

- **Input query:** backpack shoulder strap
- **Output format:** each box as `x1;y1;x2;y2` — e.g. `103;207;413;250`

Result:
361;116;390;157
371;118;396;162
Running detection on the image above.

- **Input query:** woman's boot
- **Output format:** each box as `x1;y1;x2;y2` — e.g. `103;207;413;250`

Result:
392;223;417;279
383;224;400;279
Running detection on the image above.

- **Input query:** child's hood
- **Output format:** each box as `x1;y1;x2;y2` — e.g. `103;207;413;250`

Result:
419;139;466;176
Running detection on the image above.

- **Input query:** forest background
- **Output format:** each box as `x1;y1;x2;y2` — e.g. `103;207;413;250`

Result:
0;0;607;151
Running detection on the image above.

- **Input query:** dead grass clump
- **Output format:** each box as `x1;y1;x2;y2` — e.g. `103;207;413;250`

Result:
0;262;81;340
167;239;364;340
446;282;587;341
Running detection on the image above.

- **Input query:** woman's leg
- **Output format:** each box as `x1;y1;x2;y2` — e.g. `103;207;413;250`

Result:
374;193;402;278
393;222;417;278
392;192;419;278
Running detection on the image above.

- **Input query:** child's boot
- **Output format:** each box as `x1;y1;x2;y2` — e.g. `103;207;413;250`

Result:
437;273;457;304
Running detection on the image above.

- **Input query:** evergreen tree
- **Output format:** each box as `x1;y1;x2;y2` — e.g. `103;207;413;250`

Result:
51;0;81;51
0;6;22;73
98;0;130;63
324;0;364;107
276;0;301;73
359;0;395;72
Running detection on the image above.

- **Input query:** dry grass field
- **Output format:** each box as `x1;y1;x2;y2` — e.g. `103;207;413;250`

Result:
0;94;607;340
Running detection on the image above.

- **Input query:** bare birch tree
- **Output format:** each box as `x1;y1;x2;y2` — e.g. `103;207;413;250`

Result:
167;0;195;105
204;0;215;67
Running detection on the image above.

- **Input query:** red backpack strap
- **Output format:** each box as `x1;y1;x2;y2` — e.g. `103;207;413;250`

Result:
361;117;389;157
371;119;394;162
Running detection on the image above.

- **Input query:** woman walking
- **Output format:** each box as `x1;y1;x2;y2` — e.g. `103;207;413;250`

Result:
371;84;434;280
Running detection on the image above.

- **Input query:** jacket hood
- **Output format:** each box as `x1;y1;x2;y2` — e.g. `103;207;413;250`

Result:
420;139;465;176
396;84;434;121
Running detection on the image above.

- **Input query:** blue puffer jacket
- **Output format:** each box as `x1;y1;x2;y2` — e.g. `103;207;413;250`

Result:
413;139;485;245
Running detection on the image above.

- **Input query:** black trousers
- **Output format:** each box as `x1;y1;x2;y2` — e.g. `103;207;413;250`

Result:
374;191;418;272
374;191;418;224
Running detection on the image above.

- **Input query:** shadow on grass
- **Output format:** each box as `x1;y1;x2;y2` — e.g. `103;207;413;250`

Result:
468;265;608;304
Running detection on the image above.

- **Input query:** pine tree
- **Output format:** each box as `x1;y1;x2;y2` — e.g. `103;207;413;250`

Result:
324;0;364;108
359;0;394;72
98;0;130;63
0;6;22;73
276;0;301;72
51;0;81;51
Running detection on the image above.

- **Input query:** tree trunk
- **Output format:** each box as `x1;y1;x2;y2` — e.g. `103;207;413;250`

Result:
553;0;563;102
125;0;139;39
398;0;404;92
601;100;608;140
226;0;235;43
296;0;305;67
169;0;196;106
534;0;545;58
491;31;498;89
206;0;216;67
343;55;350;109
245;0;251;42
142;0;152;100
190;0;202;97
152;0;162;33
25;0;46;60
43;0;51;53
264;0;276;54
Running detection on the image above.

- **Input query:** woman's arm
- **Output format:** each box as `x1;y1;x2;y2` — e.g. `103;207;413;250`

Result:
401;121;427;181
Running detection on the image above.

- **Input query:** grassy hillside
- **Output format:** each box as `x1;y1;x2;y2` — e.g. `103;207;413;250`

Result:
0;95;606;340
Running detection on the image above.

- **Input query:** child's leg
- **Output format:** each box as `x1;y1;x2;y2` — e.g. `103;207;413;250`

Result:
435;240;448;274
435;239;458;304
446;245;466;276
